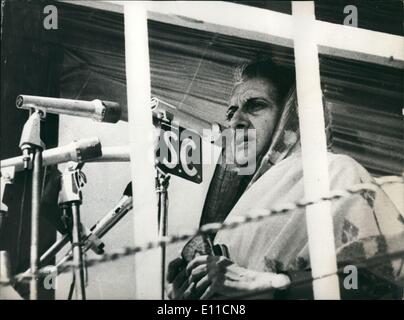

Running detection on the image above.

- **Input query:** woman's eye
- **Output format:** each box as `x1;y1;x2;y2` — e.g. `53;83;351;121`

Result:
246;102;267;113
226;107;238;121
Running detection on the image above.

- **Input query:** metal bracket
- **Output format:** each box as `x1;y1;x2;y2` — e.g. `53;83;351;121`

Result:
156;167;170;193
58;162;87;205
18;111;46;169
0;166;15;214
152;97;174;124
19;111;45;149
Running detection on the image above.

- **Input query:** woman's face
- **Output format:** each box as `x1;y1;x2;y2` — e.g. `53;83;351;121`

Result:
226;77;281;166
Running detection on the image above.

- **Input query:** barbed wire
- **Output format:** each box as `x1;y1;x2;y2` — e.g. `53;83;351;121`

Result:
1;176;403;288
215;245;404;300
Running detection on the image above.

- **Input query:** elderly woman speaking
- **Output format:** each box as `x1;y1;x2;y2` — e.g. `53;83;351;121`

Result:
167;59;404;300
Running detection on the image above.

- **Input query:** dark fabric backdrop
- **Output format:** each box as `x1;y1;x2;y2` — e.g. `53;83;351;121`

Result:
55;2;403;176
1;0;63;299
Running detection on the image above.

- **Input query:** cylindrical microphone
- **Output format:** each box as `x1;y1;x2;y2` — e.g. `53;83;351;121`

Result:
153;99;224;144
85;182;132;245
1;137;102;172
122;97;224;144
54;182;133;270
16;95;121;123
21;182;133;278
16;95;223;142
86;146;130;163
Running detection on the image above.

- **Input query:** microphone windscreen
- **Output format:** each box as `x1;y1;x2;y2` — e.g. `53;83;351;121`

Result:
102;101;121;123
123;182;132;197
75;137;102;162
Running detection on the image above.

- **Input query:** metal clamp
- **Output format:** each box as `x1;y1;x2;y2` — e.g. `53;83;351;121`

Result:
58;162;87;205
18;111;45;169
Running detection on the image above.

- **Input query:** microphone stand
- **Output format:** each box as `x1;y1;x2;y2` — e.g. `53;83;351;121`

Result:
156;167;170;300
58;162;87;300
152;108;174;300
21;189;132;280
18;110;45;300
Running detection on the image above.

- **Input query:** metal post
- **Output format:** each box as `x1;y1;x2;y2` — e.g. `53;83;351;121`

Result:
157;171;170;299
30;147;43;300
58;162;87;300
124;2;160;298
292;1;340;299
17;110;44;300
71;203;86;300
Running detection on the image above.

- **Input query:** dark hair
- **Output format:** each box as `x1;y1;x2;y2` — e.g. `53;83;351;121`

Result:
233;59;295;105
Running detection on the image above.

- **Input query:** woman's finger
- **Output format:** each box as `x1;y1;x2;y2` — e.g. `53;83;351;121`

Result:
186;255;210;276
193;274;211;298
200;285;216;300
167;269;190;300
182;282;195;299
176;278;191;300
188;263;208;284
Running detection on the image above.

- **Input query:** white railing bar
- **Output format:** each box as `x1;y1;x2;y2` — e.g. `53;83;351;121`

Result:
124;2;161;299
292;1;340;299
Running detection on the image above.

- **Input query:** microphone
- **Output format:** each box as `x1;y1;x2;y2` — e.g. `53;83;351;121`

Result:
86;146;130;163
150;98;223;144
69;182;132;255
16;95;121;123
85;181;132;244
16;95;222;143
1;137;102;172
21;181;133;278
54;182;133;269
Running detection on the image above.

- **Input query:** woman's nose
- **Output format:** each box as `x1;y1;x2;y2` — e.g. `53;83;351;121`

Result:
230;110;249;129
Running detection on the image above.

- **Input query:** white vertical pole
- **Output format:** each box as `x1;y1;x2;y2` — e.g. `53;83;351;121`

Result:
124;2;161;299
292;1;340;299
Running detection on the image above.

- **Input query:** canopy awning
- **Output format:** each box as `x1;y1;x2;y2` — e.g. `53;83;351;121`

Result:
56;2;403;176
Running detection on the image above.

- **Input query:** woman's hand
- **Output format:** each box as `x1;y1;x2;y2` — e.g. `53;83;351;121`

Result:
185;255;291;299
